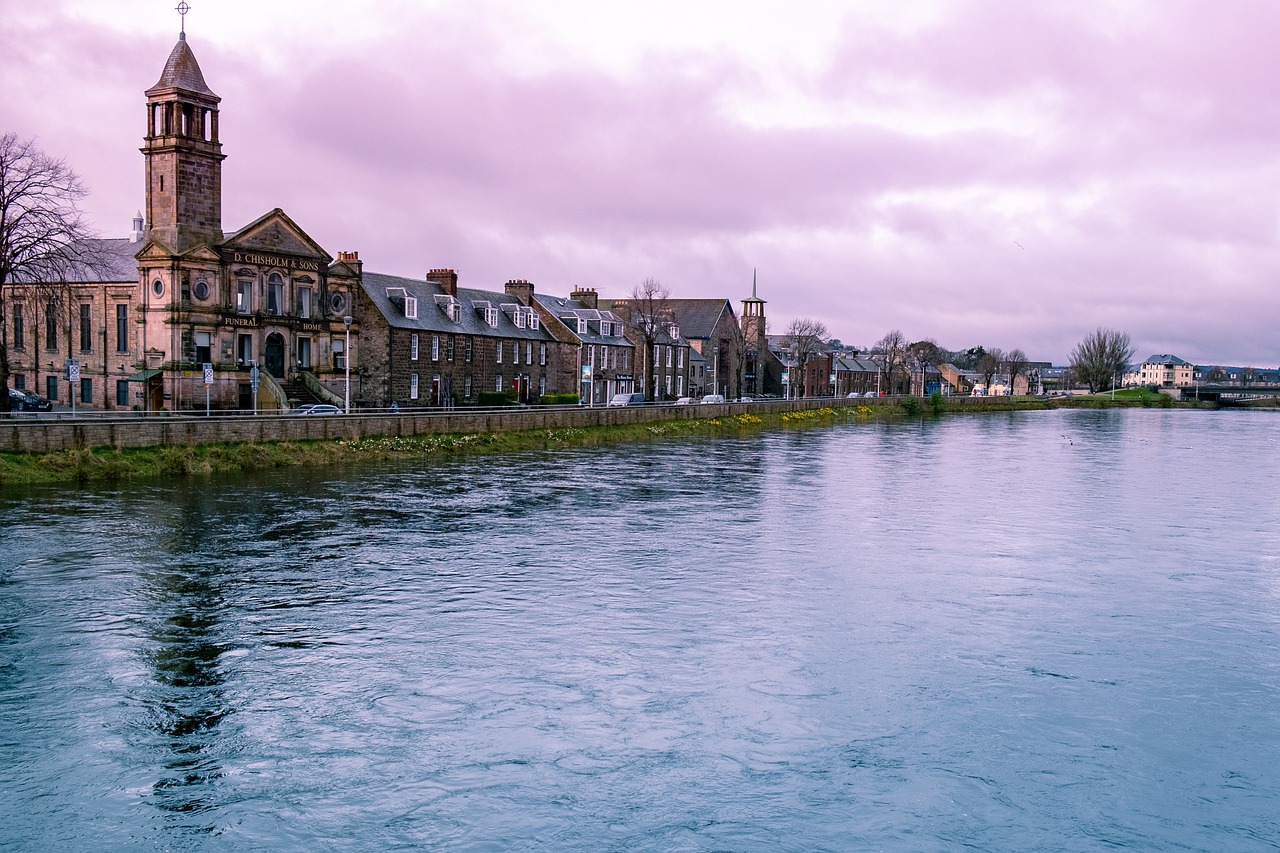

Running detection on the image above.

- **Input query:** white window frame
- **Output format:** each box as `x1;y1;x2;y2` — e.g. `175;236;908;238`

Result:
496;340;503;364
496;375;503;392
410;373;419;400
529;312;539;330
432;335;440;361
539;343;546;366
526;342;533;365
410;333;419;361
404;296;418;319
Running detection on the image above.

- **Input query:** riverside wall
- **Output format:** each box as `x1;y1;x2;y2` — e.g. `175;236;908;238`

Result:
0;396;1054;454
0;398;853;454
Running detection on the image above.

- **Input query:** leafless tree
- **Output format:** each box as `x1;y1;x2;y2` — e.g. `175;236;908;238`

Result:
1069;327;1134;393
875;329;909;394
907;339;941;395
786;317;829;397
1003;348;1029;395
1;134;110;411
977;347;1005;394
614;277;672;401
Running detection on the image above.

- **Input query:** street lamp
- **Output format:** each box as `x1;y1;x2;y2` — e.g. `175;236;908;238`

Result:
343;315;352;414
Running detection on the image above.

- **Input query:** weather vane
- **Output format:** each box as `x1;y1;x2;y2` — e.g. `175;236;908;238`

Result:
177;1;191;35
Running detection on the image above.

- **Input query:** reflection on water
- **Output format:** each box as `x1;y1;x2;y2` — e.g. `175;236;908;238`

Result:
2;409;1280;851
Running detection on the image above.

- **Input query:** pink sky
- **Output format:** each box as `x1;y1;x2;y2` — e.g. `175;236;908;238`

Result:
4;0;1279;365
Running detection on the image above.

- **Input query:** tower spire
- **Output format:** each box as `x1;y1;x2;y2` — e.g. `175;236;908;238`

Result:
177;2;191;37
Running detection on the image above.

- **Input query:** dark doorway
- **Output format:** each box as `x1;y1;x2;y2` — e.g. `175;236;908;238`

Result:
264;333;285;378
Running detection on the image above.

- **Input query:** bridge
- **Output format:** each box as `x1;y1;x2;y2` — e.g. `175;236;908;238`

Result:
1178;385;1280;405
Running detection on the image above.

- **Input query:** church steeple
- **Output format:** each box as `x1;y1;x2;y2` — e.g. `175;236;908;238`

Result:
142;29;224;252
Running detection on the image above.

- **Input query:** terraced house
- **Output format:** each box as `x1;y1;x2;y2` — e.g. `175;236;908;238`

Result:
526;286;639;405
358;270;574;407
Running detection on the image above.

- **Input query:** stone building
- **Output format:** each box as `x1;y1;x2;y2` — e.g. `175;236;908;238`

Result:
740;275;784;397
3;29;363;412
135;32;360;411
662;299;745;400
4;227;147;409
528;286;638;405
358;270;573;407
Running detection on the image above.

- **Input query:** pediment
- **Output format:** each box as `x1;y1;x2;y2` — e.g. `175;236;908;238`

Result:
222;208;331;262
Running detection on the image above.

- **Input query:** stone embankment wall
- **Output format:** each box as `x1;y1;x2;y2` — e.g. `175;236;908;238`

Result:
0;399;852;453
0;396;1058;454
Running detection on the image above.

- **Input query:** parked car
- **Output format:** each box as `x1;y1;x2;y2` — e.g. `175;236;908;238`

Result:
287;403;342;415
7;388;52;412
699;394;726;404
736;396;753;403
674;396;694;405
607;393;646;407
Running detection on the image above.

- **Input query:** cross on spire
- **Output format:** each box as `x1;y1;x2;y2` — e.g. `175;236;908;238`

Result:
176;1;191;36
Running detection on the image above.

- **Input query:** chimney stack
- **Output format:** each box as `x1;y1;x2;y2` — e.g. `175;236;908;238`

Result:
570;286;598;309
504;279;535;306
426;268;459;297
335;251;362;272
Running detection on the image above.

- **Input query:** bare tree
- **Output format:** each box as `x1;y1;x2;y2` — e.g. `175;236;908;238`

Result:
1003;348;1029;395
1;134;109;411
614;277;672;401
875;329;909;395
977;347;1005;394
907;339;941;395
1069;327;1134;393
786;317;829;397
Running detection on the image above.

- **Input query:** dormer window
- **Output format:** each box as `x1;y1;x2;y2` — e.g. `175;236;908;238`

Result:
577;318;587;334
529;312;539;330
404;296;417;319
435;293;461;322
514;310;526;329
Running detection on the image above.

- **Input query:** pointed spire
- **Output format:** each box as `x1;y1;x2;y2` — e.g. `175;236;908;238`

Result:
752;268;758;299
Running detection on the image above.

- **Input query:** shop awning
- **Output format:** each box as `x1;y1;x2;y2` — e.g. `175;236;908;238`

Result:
125;369;163;382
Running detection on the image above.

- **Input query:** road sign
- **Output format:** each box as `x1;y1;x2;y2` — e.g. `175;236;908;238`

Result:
67;359;80;382
249;364;260;391
202;363;214;385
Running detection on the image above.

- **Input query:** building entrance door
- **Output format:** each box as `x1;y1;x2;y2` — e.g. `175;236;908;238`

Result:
264;333;285;378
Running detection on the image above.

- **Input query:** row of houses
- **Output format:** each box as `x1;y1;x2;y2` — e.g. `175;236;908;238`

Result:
1;30;800;413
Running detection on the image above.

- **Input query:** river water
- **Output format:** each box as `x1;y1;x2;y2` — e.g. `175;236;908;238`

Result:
2;408;1279;851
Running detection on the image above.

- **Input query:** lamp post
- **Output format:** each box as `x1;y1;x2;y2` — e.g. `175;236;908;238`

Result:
343;315;352;414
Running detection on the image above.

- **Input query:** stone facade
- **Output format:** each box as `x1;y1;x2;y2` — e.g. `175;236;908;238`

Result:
358;270;577;407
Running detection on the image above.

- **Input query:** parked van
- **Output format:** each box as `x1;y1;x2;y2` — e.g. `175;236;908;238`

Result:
699;394;726;404
608;393;646;406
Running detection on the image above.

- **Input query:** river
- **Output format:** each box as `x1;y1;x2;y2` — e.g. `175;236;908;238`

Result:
2;408;1279;851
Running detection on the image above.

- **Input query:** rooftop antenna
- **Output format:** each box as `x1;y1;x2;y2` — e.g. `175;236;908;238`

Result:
176;1;191;37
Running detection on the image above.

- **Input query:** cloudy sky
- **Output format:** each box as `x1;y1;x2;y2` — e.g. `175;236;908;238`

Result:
4;0;1279;365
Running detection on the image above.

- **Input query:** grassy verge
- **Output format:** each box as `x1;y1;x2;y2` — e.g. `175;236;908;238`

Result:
0;397;1217;486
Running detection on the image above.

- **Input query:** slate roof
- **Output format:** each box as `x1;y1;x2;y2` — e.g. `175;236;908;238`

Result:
834;355;882;373
596;297;735;341
7;237;142;284
147;33;218;98
362;271;554;342
1142;354;1191;366
531;293;629;346
662;299;736;340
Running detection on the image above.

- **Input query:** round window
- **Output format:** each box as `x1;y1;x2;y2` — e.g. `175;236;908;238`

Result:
152;279;164;297
193;280;210;301
329;291;346;313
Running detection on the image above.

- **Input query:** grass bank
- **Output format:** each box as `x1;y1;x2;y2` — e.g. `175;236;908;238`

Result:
0;397;1215;486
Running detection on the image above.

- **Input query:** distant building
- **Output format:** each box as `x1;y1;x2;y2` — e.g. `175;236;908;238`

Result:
1133;354;1194;388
